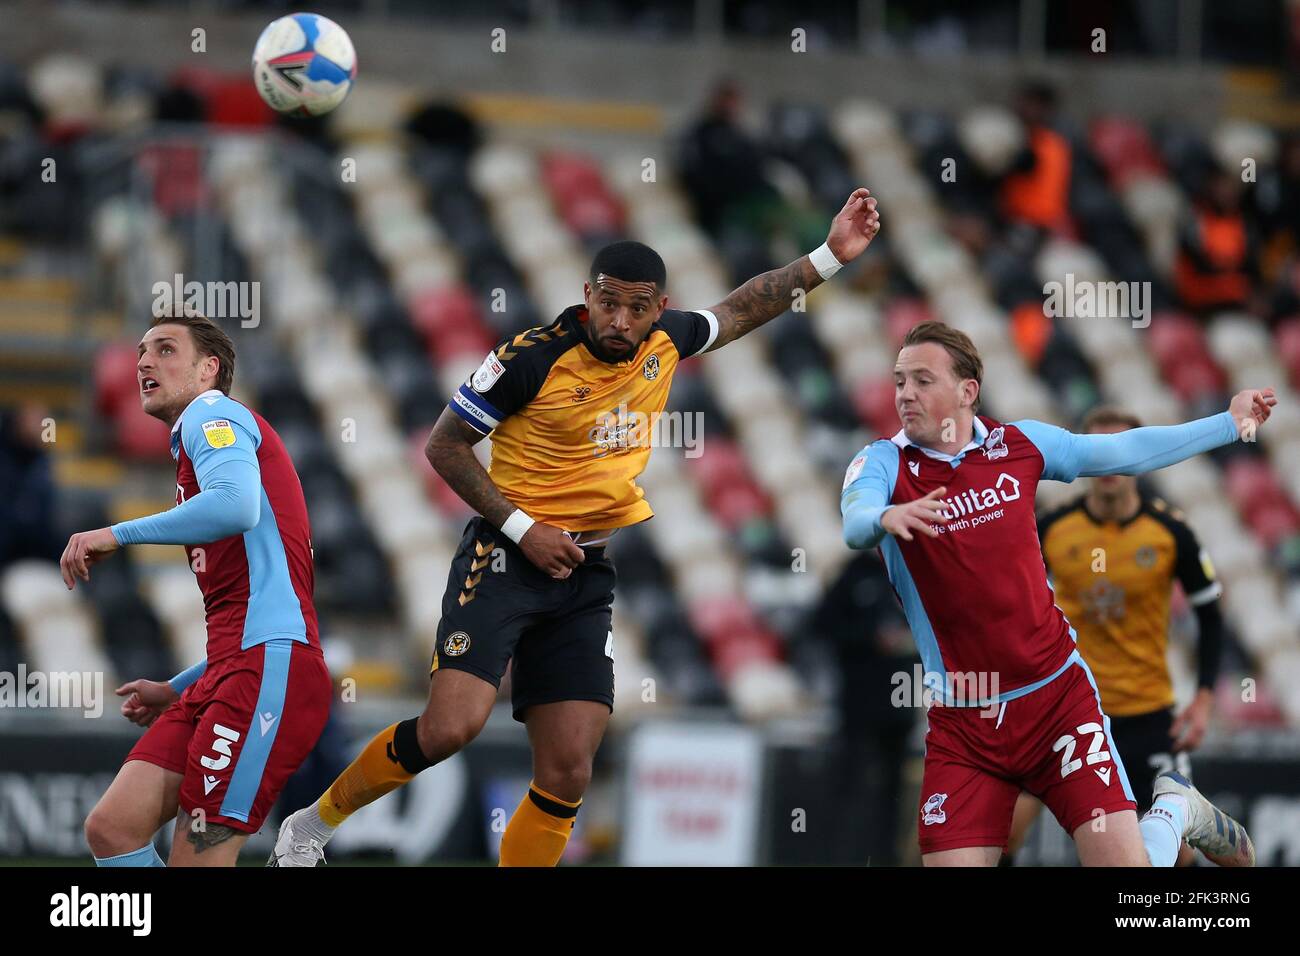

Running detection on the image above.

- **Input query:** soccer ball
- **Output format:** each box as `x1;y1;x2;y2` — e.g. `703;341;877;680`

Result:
252;13;357;117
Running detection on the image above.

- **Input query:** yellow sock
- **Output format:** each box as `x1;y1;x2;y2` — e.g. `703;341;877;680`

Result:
498;782;582;867
317;720;427;827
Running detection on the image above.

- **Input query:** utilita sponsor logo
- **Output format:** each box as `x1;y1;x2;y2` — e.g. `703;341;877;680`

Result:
935;473;1021;522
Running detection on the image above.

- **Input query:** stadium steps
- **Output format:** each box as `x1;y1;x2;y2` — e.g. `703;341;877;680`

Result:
1223;68;1300;127
463;92;664;134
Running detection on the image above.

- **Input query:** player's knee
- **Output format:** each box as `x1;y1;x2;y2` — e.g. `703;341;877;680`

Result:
535;755;592;804
414;711;480;764
84;804;133;856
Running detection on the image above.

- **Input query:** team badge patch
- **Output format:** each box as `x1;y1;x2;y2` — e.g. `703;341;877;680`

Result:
981;425;1008;461
921;792;948;826
444;631;471;656
201;420;237;449
471;352;506;393
843;454;866;490
642;354;659;381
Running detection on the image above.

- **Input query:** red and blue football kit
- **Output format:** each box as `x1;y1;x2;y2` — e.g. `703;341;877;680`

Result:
841;411;1239;852
111;389;331;833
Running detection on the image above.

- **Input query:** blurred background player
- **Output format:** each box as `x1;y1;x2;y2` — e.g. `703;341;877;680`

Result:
269;190;881;866
1006;406;1225;865
61;309;331;866
841;321;1270;867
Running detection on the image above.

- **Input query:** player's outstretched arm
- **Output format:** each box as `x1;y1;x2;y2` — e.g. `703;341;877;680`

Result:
841;442;949;549
425;408;584;579
1016;389;1278;483
703;187;881;353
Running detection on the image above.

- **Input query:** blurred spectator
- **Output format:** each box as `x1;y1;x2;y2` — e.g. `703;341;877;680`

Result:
809;550;918;865
1000;80;1073;234
0;403;60;571
1254;133;1300;272
1175;168;1259;315
677;80;784;239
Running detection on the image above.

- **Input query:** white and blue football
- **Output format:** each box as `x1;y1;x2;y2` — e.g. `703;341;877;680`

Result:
252;13;357;117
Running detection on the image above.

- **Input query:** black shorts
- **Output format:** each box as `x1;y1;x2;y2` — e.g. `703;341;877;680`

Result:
433;517;617;722
1109;707;1192;812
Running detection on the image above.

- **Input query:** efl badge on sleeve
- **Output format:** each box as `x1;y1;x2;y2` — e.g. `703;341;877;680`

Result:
202;420;237;449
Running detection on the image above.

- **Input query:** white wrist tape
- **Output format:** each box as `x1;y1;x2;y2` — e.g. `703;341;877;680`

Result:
809;242;843;280
501;509;535;544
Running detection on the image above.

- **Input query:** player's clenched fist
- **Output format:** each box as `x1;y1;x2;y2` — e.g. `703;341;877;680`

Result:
518;522;586;579
116;678;179;727
881;486;951;542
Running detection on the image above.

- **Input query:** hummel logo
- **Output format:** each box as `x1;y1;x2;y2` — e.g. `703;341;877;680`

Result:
1095;767;1112;786
203;775;220;795
908;461;920;477
259;711;278;736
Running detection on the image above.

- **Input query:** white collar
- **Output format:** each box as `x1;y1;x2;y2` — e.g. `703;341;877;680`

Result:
170;389;225;435
891;416;988;463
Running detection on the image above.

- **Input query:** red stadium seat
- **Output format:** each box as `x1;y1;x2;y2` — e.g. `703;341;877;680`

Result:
852;377;899;437
1088;116;1165;187
1246;501;1300;551
884;299;934;348
112;401;172;462
1223;457;1278;511
687;439;750;491
409;285;484;342
1274;315;1300;388
138;143;207;216
1147;311;1208;369
94;343;144;419
708;483;769;529
406;426;473;520
1166;357;1226;404
561;192;626;237
688;595;760;646
712;629;781;680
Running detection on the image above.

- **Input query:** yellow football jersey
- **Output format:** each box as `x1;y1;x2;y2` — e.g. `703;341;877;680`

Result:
450;305;717;531
1039;495;1221;717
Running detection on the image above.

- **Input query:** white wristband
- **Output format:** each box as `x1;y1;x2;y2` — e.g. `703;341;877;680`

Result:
809;242;843;280
501;508;535;544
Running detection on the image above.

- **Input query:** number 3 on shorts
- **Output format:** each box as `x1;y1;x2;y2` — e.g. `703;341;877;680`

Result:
1052;722;1111;778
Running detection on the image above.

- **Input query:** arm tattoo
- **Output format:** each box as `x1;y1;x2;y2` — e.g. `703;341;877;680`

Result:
425;408;516;527
707;255;823;351
181;811;241;853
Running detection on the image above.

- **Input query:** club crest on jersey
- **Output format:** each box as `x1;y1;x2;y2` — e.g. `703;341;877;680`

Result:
843;454;866;490
201;419;236;449
642;354;659;381
471;352;506;393
922;792;948;825
444;631;471;657
981;425;1008;461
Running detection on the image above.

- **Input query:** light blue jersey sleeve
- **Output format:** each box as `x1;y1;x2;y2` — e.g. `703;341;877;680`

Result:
1015;411;1239;483
841;440;901;550
111;396;264;546
168;658;207;694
